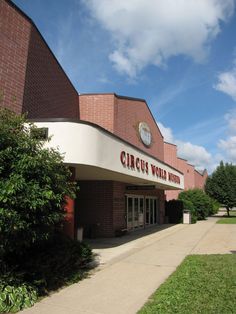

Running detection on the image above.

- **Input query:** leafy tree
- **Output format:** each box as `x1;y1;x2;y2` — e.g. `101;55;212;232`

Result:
0;108;77;258
178;189;217;220
205;161;236;216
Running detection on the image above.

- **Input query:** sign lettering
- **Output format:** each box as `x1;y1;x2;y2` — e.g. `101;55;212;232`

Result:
120;150;180;184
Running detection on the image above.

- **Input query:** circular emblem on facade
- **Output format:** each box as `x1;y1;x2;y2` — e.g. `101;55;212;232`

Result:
139;122;152;147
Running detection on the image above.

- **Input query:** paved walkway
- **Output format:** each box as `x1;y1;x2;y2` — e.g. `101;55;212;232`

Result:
21;213;236;314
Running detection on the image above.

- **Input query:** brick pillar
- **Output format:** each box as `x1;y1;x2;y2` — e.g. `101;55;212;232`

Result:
159;191;165;224
63;167;76;239
64;196;75;239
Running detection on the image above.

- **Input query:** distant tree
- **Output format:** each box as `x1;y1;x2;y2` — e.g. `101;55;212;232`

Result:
205;161;236;216
0;108;77;258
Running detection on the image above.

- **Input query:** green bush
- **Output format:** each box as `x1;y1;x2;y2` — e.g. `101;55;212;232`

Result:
4;233;93;297
0;234;93;312
165;200;183;223
179;189;215;220
182;199;197;223
0;109;77;258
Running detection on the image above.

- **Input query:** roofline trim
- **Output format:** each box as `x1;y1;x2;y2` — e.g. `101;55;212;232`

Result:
164;141;177;147
194;169;208;176
177;157;188;162
79;93;164;139
30;117;183;175
80;93;147;103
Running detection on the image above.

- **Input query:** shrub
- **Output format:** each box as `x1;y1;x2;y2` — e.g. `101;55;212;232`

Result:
178;189;215;220
0;109;77;258
4;233;93;296
182;199;197;223
165;200;183;223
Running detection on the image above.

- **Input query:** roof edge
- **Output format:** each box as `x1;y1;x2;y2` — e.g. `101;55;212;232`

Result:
164;141;177;147
8;0;78;95
30;117;183;175
79;93;164;139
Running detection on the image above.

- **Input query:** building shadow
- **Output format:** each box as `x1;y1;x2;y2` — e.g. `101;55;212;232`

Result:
85;223;177;249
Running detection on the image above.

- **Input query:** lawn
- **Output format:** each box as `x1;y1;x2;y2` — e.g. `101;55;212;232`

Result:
217;211;236;224
138;255;236;314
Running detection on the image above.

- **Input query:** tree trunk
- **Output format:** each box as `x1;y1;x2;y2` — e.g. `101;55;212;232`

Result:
226;206;230;217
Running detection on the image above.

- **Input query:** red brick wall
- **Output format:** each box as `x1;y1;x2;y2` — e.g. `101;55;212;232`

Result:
185;164;195;190
79;94;164;161
112;181;126;231
0;0;31;113
177;158;195;190
164;142;178;167
0;0;79;118
23;26;79;119
165;190;180;201
114;97;164;161
79;94;115;132
194;170;207;189
76;181;114;237
76;180;165;238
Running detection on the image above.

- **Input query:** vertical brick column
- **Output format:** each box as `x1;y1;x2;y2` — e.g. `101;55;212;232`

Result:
63;167;76;239
159;191;165;224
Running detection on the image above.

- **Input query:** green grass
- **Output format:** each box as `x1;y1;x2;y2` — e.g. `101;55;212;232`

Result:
217;211;236;224
138;255;236;314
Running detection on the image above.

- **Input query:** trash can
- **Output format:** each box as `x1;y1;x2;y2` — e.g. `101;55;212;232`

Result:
77;227;83;242
183;210;191;224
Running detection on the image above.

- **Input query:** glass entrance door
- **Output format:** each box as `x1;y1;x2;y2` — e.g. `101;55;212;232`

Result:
145;197;158;226
126;196;144;230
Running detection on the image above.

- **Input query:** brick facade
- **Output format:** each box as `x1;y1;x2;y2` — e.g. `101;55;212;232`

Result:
1;0;208;239
79;94;164;161
0;0;79;118
194;169;208;189
77;180;165;238
0;0;31;113
22;26;79;119
164;142;208;201
79;94;115;133
76;181;114;237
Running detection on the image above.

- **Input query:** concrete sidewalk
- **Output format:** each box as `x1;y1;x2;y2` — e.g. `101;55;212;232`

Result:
21;215;236;314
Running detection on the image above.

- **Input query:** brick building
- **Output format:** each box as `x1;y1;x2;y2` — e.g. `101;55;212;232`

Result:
164;142;208;201
0;0;207;239
0;0;78;118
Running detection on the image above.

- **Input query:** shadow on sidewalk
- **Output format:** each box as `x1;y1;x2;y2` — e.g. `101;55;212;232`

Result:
85;223;177;249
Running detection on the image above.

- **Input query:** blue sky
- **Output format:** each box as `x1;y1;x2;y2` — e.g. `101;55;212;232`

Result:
13;0;236;172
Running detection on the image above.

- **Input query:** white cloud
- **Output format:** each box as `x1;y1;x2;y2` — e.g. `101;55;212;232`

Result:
157;121;212;170
85;0;234;77
217;109;236;162
218;136;236;162
214;65;236;101
176;141;212;169
158;122;174;143
225;110;236;134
